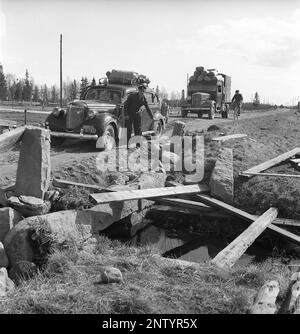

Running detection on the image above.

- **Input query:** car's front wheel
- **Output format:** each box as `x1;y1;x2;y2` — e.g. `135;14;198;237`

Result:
50;137;65;147
96;124;116;150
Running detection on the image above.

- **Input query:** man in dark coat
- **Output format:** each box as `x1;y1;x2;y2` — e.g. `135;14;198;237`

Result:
124;84;154;144
231;90;243;115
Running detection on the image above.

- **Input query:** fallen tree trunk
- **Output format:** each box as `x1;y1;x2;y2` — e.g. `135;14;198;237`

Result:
211;207;278;269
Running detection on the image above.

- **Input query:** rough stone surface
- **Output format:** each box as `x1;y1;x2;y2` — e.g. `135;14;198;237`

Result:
171;121;185;137
0;242;9;267
14;127;51;199
95;266;123;284
209;147;234;204
3;210;93;267
0;188;8;207
0;207;23;242
0;267;15;297
7;196;51;217
9;261;37;284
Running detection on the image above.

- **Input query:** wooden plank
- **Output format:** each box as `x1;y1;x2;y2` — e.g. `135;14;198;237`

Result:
249;281;280;314
212;134;247;142
153;200;230;218
52;178;111;192
0;126;25;152
155;197;212;211
196;194;300;245
167;181;300;227
241;171;300;179
211;207;278;269
242;147;300;178
90;184;209;205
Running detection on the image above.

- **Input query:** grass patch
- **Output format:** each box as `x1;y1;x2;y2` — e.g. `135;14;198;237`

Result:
0;235;293;314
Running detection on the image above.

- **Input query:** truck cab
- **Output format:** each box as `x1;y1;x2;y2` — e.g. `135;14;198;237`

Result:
181;69;231;119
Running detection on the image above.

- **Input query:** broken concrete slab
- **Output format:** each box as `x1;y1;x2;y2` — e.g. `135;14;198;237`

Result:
171;121;185;137
0;207;23;242
209;147;234;204
7;195;51;217
14;127;51;199
0;241;9;268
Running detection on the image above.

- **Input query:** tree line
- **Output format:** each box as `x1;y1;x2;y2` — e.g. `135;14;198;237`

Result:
0;69;97;106
0;68;182;107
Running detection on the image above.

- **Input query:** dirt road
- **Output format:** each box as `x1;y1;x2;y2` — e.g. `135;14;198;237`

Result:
0;108;294;187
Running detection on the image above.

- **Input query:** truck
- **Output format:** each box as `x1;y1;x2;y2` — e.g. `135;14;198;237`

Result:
180;67;231;119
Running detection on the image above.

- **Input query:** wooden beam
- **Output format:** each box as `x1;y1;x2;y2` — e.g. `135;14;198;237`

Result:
196;194;300;245
155;197;212;211
242;147;300;178
167;180;300;227
211;207;278;269
52;178;112;192
212;134;247;142
0;126;25;152
90;184;209;205
249;281;280;314
241;171;300;179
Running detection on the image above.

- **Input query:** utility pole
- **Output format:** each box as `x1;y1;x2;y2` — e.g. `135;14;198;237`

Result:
60;34;63;107
186;73;189;100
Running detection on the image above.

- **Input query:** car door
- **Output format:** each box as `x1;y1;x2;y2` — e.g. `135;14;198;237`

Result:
141;92;156;132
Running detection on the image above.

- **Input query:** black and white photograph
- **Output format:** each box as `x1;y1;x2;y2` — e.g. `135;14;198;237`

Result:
0;0;300;317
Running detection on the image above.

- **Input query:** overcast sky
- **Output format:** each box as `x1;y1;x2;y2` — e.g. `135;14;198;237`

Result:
1;0;300;104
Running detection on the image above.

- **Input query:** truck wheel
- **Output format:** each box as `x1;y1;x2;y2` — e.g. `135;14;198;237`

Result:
181;109;188;118
209;103;216;120
197;112;203;118
224;105;229;118
96;124;116;150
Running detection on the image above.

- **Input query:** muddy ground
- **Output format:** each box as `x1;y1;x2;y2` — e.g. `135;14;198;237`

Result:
0;107;294;188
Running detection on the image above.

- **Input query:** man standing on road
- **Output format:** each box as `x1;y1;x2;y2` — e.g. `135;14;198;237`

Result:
124;84;154;146
231;90;243;115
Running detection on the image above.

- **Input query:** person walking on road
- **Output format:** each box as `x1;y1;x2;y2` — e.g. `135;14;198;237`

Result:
124;84;154;145
231;90;243;116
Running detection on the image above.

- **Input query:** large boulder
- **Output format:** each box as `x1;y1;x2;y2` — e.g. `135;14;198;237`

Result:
3;210;93;267
209;148;234;204
0;207;22;242
0;241;8;267
14;127;51;199
0;267;15;297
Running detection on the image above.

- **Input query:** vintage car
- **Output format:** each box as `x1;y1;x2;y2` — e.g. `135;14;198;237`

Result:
45;78;166;150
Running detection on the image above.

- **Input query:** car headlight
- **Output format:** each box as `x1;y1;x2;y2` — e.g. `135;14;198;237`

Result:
87;109;96;119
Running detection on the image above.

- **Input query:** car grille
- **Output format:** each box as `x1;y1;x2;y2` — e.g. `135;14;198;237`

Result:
66;105;85;130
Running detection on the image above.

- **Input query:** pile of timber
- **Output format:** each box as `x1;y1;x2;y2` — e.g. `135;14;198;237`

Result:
189;66;219;84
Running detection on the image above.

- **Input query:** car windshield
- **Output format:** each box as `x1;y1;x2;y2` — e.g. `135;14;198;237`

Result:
85;89;122;103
